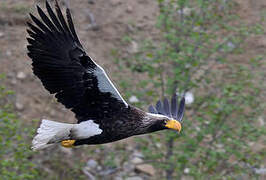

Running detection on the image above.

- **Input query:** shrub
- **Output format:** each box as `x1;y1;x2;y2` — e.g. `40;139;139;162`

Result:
0;75;40;180
114;0;265;179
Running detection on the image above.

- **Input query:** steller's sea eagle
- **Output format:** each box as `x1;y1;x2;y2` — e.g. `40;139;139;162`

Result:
27;0;185;150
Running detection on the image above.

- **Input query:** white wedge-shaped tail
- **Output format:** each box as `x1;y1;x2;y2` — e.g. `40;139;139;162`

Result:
32;119;103;151
32;119;74;150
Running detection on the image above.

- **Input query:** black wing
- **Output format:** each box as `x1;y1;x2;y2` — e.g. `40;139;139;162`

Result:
148;94;185;122
27;1;128;123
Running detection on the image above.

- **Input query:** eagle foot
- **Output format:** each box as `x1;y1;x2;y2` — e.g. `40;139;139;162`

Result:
61;140;76;148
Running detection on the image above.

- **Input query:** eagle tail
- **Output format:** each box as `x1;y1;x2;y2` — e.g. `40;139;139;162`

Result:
32;119;74;151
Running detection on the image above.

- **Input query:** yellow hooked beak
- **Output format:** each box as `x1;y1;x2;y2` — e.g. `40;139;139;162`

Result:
165;119;182;132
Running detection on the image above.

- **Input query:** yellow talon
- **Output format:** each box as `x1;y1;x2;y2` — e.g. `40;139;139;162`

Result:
61;140;76;148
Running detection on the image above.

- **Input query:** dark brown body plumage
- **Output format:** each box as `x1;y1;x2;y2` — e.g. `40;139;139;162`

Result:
74;106;148;145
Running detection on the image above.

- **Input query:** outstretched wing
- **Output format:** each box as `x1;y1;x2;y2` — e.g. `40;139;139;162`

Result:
27;1;128;123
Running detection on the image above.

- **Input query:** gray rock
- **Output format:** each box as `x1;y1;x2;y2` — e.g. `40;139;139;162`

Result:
195;127;201;132
227;41;236;50
135;164;156;176
129;96;139;103
178;7;192;16
110;0;122;6
123;162;135;173
11;79;17;85
127;24;135;32
98;167;118;176
131;157;143;164
15;102;24;111
125;176;143;180
258;116;264;126
215;143;225;153
114;177;123;180
132;151;144;158
203;134;213;142
0;32;4;38
126;5;133;13
86;159;98;169
155;143;162;148
254;167;266;175
184;168;190;174
6;50;12;56
185;92;194;105
128;41;139;54
17;71;27;80
96;165;102;171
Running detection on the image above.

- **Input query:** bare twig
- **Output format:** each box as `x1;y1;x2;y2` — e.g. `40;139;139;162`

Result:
82;168;96;180
165;137;175;180
159;65;165;98
84;8;99;31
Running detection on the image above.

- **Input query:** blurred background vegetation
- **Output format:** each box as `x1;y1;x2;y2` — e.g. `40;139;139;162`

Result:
0;0;265;179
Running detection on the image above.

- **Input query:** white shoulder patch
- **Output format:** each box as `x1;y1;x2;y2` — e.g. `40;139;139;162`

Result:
72;120;103;139
94;65;128;107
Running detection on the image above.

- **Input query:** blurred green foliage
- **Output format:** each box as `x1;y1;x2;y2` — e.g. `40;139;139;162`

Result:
0;76;40;180
114;0;265;179
0;76;87;180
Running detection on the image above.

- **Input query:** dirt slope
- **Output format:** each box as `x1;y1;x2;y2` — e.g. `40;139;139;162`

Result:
0;0;265;179
0;0;158;123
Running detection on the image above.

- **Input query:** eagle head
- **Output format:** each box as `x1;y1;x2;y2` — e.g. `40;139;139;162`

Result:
145;94;185;133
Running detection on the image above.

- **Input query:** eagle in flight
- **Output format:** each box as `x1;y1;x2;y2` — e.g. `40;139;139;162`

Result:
27;0;185;150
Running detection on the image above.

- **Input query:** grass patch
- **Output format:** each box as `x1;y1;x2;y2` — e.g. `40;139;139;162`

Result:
0;77;41;179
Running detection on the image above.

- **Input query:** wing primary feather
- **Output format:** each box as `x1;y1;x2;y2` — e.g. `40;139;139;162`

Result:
27;38;55;52
66;8;82;48
163;98;170;117
46;0;65;33
177;97;185;122
27;29;36;37
156;100;164;114
171;94;178;119
148;105;157;114
30;13;52;35
26;29;46;43
27;22;44;36
37;5;57;32
54;0;72;36
27;37;37;45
